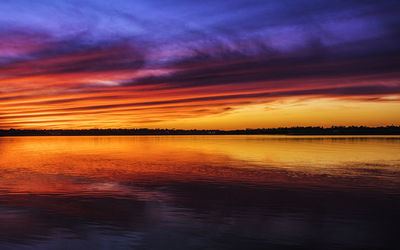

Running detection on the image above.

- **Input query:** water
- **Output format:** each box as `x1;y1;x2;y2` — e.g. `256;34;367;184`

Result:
0;135;399;249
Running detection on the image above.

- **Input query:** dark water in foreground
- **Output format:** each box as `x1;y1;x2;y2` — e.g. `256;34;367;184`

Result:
0;135;399;249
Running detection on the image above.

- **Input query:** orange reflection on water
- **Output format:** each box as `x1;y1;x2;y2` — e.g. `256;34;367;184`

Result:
0;135;399;196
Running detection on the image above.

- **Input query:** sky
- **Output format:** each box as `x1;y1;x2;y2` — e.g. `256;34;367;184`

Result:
0;0;399;129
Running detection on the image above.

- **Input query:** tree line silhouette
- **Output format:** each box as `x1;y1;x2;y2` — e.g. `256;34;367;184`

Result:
1;126;400;136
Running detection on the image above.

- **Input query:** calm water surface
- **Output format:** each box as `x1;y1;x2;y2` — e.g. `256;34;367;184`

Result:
0;135;399;249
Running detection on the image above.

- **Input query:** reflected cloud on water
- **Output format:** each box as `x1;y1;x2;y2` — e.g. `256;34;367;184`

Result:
0;136;399;249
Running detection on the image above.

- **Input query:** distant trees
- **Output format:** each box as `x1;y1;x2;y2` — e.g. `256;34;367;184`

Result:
1;126;400;136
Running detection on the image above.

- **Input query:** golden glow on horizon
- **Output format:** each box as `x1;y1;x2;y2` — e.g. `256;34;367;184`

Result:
1;67;400;129
2;95;399;129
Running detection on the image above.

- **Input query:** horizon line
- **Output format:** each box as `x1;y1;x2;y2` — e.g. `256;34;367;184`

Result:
2;126;400;136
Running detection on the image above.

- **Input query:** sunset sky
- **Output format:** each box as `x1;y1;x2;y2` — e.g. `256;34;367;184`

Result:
0;0;399;129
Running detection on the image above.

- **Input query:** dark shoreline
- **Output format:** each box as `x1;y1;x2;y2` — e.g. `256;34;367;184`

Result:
1;126;400;136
